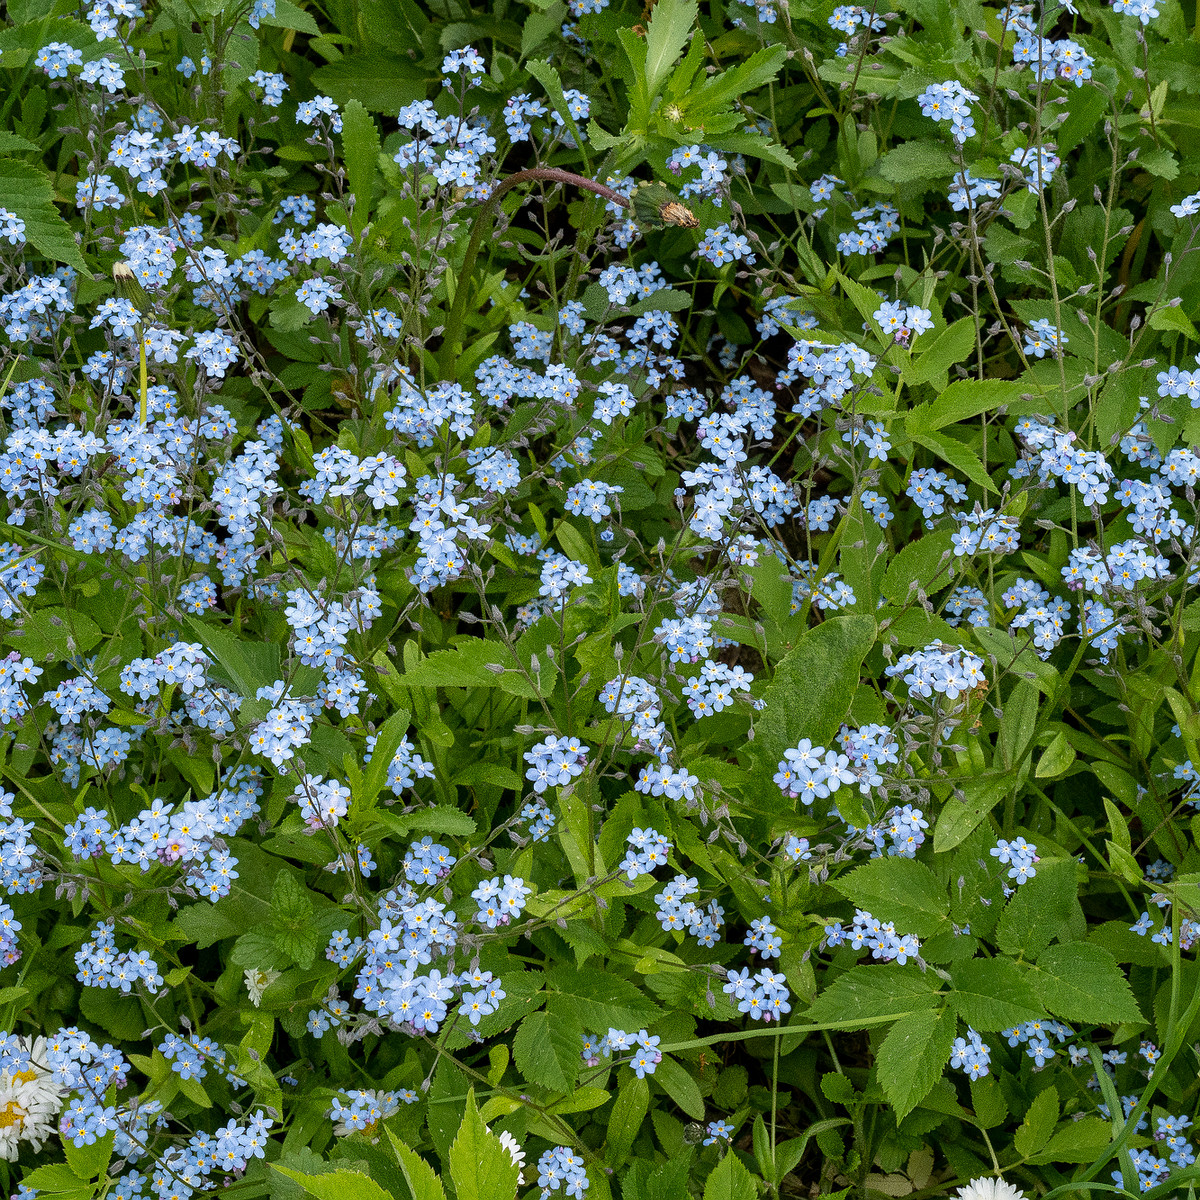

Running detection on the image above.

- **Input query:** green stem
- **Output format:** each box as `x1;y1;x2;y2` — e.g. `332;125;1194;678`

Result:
439;168;631;369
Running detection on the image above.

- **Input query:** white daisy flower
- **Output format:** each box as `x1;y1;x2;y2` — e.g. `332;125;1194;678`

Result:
244;967;281;1007
0;1036;64;1161
958;1178;1028;1200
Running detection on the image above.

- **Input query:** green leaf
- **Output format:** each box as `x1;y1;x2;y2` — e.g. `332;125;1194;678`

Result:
9;605;101;663
655;1055;705;1119
1027;942;1143;1025
643;0;697;101
907;378;1025;432
606;1074;649;1167
271;870;313;921
0;159;86;271
341;99;379;238
373;806;477;838
948;957;1044;1031
880;528;954;605
449;1090;521;1200
257;0;321;34
877;1006;957;1121
1013;1086;1060;1157
13;1163;93;1200
309;53;425;113
995;858;1079;958
512;1009;580;1092
272;1166;395;1200
703;1148;757;1200
358;706;414;809
932;775;1007;852
543;965;660;1029
1035;730;1076;779
877;139;957;183
1148;304;1199;341
1027;1116;1112;1164
832;856;949;937
185;614;280;699
526;60;587;157
63;1129;114;1181
387;1130;447;1200
910;429;996;493
806;964;938;1025
753;615;877;789
903;318;977;387
0;132;38;153
685;44;787;117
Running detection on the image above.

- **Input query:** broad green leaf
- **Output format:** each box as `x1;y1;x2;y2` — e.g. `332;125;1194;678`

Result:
655;1055;705;1119
448;1091;521;1200
341;99;380;238
903;318;977;388
948;957;1044;1031
1027;1116;1112;1164
512;1009;580;1092
543;965;660;1029
9;606;101;663
880;528;954;605
877;139;957;182
995;858;1079;958
753;615;877;789
703;1147;757;1200
832;856;949;937
272;1166;394;1200
877;1006;957;1121
932;775;1007;852
606;1074;649;1167
358;705;414;809
63;1129;113;1181
1013;1086;1060;1157
0;158;87;271
1027;942;1143;1025
806;964;938;1025
258;0;321;34
387;1130;447;1200
643;0;697;101
13;1163;93;1200
373;806;477;839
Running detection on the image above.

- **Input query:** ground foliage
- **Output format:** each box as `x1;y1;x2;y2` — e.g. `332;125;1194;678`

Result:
3;0;1200;1197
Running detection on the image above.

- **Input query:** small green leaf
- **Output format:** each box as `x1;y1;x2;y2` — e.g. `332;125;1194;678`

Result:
1035;730;1076;778
512;1009;580;1092
903;318;977;388
832;856;949;938
1027;942;1143;1025
606;1074;649;1167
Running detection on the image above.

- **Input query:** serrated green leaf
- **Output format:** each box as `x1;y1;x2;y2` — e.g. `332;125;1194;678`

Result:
643;0;697;101
805;964;938;1025
833;856;949;938
876;1006;957;1121
0;158;86;271
910;429;996;493
995;858;1079;958
449;1090;521;1200
606;1074;649;1167
877;139;957;183
1014;1086;1060;1157
948;957;1044;1031
903;318;977;388
703;1148;757;1200
387;1129;448;1200
512;1009;580;1092
272;1166;394;1200
1027;942;1143;1025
